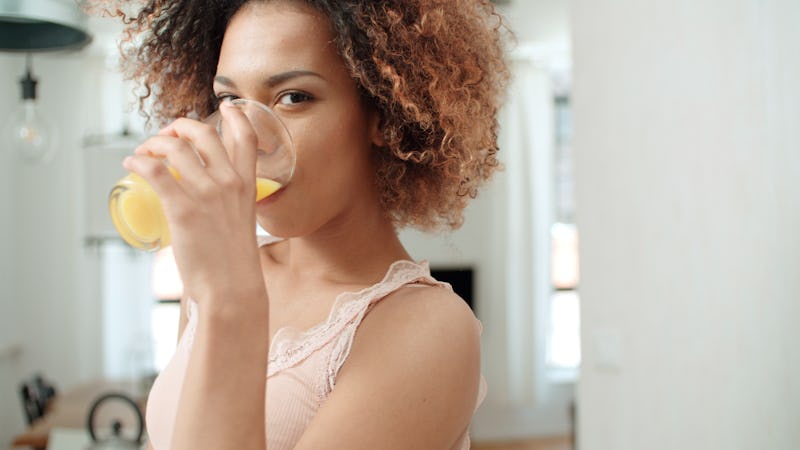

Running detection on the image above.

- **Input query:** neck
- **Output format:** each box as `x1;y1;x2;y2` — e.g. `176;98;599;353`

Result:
269;205;412;286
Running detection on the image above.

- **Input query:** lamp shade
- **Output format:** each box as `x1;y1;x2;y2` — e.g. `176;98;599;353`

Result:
0;0;91;52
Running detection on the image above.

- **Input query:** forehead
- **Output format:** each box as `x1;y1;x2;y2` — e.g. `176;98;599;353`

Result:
217;1;338;78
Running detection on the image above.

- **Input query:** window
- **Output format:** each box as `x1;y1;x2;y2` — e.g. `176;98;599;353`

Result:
151;248;182;372
547;95;581;375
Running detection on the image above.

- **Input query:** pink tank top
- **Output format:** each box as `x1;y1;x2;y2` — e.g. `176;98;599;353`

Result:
146;241;487;450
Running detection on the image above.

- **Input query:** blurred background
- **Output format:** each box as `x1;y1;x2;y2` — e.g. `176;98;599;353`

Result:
0;0;798;449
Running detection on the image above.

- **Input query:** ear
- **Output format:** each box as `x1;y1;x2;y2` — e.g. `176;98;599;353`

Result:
367;109;387;148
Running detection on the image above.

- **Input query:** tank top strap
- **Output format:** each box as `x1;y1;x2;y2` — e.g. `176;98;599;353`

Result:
267;260;449;377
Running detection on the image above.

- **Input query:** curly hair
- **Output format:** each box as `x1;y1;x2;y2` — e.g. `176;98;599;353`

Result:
100;0;509;231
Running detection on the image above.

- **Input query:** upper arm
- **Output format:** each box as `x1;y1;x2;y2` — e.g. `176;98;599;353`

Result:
293;286;482;450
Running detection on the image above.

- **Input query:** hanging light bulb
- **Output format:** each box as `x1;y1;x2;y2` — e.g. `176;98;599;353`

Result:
0;0;93;164
4;54;56;164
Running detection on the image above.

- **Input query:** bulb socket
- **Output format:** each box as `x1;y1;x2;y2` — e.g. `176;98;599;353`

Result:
20;71;37;100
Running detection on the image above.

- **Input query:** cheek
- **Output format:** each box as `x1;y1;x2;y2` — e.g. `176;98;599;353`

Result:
258;104;376;236
293;109;374;184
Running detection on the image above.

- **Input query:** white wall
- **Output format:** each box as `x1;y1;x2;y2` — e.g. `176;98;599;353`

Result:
0;40;121;445
572;0;800;448
0;52;24;450
0;53;94;445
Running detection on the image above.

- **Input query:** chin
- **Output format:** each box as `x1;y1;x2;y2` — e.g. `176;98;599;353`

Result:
256;213;300;240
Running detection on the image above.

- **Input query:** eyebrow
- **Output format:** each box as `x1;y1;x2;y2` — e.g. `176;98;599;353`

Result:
213;70;326;89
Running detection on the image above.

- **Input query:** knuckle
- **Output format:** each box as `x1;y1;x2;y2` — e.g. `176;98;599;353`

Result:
219;172;244;192
196;179;218;199
138;161;166;179
170;204;194;225
199;123;219;141
163;141;188;159
171;117;193;129
172;118;219;143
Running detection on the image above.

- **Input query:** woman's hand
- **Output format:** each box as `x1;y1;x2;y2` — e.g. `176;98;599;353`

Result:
123;102;266;306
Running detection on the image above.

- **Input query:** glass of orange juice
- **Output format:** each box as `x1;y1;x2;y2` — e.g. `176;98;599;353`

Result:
108;98;295;251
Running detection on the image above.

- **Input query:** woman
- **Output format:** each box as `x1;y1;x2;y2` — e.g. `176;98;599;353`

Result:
111;0;508;448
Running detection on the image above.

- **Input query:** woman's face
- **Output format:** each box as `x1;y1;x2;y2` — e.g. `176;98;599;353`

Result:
214;0;383;238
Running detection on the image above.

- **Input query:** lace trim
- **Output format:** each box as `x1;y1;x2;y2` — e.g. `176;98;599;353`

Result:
267;260;444;377
179;259;448;379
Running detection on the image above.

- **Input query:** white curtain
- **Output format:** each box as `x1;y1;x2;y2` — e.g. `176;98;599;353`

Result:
473;54;573;440
500;57;555;405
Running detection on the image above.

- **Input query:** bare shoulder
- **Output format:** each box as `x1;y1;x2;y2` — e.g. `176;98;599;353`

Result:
344;282;482;383
367;282;480;344
295;283;481;449
351;282;482;368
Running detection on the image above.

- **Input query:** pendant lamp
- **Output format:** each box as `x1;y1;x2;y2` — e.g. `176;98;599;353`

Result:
0;0;92;164
0;0;91;51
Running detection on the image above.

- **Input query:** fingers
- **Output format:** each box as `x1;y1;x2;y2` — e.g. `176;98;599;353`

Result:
159;118;231;170
163;109;258;184
131;133;214;204
122;153;186;202
135;135;206;178
218;101;258;181
126;108;259;208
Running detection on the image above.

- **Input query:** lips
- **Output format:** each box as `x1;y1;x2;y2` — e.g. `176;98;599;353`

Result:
256;184;286;206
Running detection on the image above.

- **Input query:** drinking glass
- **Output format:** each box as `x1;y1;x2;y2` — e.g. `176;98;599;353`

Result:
108;98;295;251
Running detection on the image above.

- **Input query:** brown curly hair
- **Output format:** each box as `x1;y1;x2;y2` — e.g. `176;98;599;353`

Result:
100;0;509;231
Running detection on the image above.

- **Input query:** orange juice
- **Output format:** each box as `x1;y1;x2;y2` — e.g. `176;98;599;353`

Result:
255;177;282;200
109;173;282;251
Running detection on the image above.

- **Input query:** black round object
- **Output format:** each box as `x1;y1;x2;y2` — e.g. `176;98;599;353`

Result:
86;392;145;445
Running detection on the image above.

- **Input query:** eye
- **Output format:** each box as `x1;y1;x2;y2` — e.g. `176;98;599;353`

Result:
214;93;239;107
277;91;313;106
